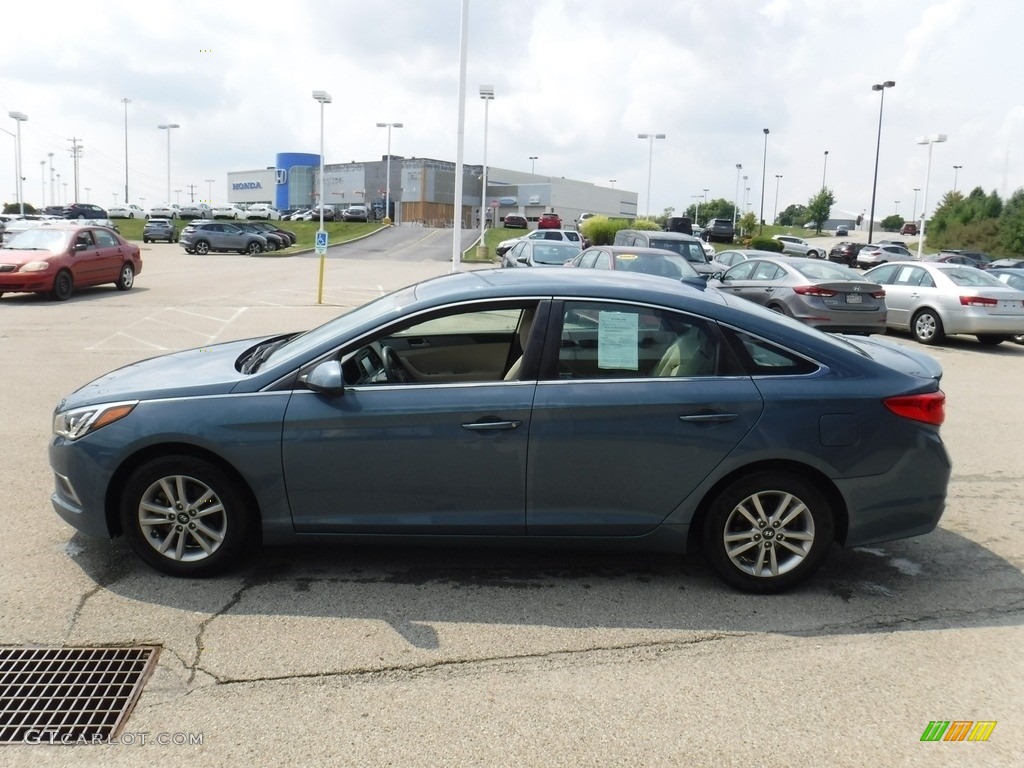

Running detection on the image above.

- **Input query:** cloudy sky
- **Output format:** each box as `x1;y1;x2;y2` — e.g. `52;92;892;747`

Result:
0;0;1020;222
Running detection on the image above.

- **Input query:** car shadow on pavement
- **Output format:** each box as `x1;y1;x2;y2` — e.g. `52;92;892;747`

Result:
66;525;1023;653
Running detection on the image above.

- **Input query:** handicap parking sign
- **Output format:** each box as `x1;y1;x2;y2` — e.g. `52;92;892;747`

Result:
315;230;328;255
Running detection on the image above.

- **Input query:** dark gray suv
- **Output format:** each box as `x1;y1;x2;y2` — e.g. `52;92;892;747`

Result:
180;221;267;255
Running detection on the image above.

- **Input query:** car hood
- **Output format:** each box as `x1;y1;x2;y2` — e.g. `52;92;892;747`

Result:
56;338;265;411
838;336;943;382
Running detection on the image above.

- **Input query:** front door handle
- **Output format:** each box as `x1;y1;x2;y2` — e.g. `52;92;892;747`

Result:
678;412;738;424
461;420;522;431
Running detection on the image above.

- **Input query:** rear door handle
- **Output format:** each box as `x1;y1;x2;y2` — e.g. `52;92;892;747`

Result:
678;412;738;424
461;420;522;431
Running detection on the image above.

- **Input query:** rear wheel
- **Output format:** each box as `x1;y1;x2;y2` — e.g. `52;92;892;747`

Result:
245;241;264;255
912;308;944;345
119;456;254;577
702;471;834;593
976;334;1008;346
51;270;73;301
194;240;211;255
115;263;135;291
807;250;820;259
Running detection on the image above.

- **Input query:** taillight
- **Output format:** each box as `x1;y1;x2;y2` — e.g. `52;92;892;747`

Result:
884;391;945;425
793;285;838;297
871;290;886;299
959;295;998;307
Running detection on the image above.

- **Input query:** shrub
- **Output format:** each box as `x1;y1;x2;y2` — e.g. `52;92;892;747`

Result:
748;236;783;252
580;216;639;245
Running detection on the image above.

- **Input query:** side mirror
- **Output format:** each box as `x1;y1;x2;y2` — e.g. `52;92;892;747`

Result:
516;256;529;265
300;360;345;395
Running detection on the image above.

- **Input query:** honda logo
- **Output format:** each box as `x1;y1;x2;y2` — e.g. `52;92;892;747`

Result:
275;168;287;185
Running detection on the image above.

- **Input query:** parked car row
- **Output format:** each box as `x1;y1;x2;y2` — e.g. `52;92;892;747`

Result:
177;219;298;255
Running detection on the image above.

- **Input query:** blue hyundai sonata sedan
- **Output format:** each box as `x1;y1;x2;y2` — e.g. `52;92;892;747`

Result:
50;269;951;592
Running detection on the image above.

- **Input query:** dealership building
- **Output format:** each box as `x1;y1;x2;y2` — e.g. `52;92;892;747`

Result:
226;153;637;227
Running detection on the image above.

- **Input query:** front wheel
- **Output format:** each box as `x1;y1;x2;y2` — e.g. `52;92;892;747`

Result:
245;241;264;255
194;240;211;255
51;270;73;301
119;456;254;577
115;263;135;291
807;250;820;259
912;308;944;345
702;472;834;593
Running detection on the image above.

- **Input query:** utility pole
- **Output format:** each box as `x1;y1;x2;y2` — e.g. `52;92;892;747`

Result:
186;183;198;202
67;137;83;203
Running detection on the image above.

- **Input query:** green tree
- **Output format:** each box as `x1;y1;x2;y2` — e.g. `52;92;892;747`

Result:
880;215;903;232
738;211;757;238
999;189;1024;255
805;189;835;232
777;203;808;227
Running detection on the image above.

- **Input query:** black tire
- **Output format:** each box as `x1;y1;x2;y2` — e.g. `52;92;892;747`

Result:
194;240;211;255
51;270;73;301
702;471;834;593
264;239;277;253
976;334;1008;346
807;250;820;259
143;237;149;243
128;213;135;219
115;263;135;291
911;308;944;345
119;455;254;577
245;241;264;255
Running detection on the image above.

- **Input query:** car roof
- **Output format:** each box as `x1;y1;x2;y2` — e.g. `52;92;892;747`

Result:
585;246;688;257
620;230;701;243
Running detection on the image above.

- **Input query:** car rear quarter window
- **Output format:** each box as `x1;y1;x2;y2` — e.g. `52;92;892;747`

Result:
721;328;819;376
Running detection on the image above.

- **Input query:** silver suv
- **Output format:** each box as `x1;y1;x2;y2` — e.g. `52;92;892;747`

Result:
180;221;267;255
773;235;823;259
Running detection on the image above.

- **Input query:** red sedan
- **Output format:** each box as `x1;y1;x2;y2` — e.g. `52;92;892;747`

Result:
0;223;142;301
537;212;562;229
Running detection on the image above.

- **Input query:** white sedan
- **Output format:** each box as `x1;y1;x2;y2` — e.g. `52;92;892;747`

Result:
212;204;245;220
108;204;150;219
243;204;281;220
150;203;180;219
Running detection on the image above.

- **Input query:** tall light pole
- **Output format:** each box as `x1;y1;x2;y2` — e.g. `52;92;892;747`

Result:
609;179;616;188
376;121;403;223
122;97;131;205
912;187;921;224
701;187;709;224
952;164;962;193
916;134;947;260
39;160;46;207
48;152;54;207
637;132;665;218
691;194;702;223
894;200;900;216
773;174;783;225
733;163;742;229
867;80;895;244
157;123;179;205
758;128;769;234
529;155;538;174
205;178;215;202
312;90;332;304
9;111;27;215
56;172;61;204
743;176;749;211
479;85;494;253
822;149;829;190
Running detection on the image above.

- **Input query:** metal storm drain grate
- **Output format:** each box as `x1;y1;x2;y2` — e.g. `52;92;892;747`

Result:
0;646;159;745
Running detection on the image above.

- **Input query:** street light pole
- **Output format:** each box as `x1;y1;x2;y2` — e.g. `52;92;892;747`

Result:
205;178;215;203
894;200;900;216
822;149;829;190
156;123;180;206
868;80;896;244
701;188;709;224
952;164;962;193
479;86;494;253
529;155;538;174
733;164;742;229
122;97;131;205
312;90;332;304
912;188;920;224
8;111;27;215
48;152;54;208
637;132;665;218
40;160;46;208
916;134;948;260
773;174;782;225
758;128;769;234
376;122;403;222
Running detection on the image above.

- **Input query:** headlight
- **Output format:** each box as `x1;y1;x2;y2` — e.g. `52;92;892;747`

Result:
21;261;51;272
53;401;138;440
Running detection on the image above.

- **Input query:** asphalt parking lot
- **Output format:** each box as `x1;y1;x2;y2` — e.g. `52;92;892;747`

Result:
1;235;1022;766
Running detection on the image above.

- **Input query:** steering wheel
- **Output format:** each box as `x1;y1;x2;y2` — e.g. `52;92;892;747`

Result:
380;345;412;384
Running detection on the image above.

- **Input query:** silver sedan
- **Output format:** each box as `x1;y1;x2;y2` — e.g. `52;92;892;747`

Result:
709;256;887;334
863;261;1024;345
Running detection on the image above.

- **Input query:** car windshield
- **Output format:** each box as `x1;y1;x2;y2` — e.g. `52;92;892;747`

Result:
533;244;579;265
618;253;698;278
939;267;1007;287
2;228;71;252
647;239;708;264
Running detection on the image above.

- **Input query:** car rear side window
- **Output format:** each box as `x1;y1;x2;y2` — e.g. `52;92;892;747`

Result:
721;328;819;376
